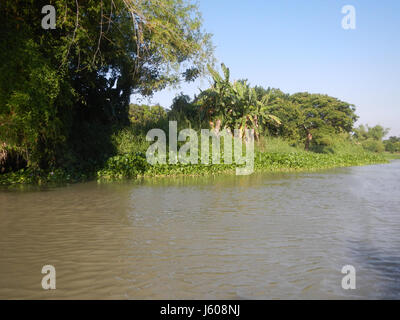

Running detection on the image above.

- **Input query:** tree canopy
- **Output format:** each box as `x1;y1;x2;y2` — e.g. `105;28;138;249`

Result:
0;0;213;170
353;124;390;153
191;64;358;149
384;136;400;153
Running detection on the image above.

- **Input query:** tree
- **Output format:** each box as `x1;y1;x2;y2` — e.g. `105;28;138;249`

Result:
289;93;358;150
256;88;300;141
384;136;400;153
353;124;389;153
0;0;214;170
129;104;167;127
354;125;389;141
196;64;280;139
168;93;198;128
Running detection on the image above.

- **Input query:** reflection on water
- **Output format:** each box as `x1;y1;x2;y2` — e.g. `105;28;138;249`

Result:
0;161;399;299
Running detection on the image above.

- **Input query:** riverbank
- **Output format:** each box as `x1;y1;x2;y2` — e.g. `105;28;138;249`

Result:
0;147;388;186
142;150;388;178
382;152;400;160
0;134;392;186
95;134;389;180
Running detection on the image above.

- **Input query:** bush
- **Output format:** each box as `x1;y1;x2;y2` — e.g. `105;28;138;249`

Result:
97;152;149;180
361;139;385;153
384;137;400;153
111;128;150;154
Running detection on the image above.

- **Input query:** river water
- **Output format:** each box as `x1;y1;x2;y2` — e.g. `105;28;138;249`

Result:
0;161;399;299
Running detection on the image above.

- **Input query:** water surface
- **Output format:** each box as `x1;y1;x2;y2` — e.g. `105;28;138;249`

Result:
1;161;399;299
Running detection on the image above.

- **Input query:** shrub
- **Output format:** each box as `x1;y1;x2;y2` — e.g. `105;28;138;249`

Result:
97;152;149;180
361;139;385;153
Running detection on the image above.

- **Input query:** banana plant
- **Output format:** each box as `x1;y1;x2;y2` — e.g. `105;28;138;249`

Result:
196;63;233;131
197;63;281;140
256;92;282;133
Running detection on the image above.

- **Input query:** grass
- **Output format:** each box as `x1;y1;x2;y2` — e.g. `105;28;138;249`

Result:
256;136;301;153
382;152;400;160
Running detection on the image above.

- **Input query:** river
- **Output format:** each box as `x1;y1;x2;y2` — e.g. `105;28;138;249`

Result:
1;161;399;299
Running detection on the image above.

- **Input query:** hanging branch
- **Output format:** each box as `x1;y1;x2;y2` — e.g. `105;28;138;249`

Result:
60;0;80;69
93;0;104;65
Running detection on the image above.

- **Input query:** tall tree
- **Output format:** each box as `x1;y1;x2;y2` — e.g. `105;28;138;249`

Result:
0;0;214;169
289;93;358;150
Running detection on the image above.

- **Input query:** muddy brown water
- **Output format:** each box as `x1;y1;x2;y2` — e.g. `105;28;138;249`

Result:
1;161;399;299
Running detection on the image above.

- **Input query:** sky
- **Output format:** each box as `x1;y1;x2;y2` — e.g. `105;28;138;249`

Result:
133;0;400;136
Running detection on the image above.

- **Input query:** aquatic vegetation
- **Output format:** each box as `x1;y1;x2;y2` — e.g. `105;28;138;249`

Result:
0;167;87;186
97;152;149;180
0;135;388;185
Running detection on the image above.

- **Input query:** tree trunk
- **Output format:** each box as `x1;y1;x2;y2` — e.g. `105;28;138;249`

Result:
215;119;222;133
305;131;312;151
253;115;259;141
0;143;7;173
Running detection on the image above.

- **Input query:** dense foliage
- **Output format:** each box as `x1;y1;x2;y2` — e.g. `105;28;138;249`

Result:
0;0;213;173
160;64;359;151
1;136;387;185
0;3;394;185
353;124;389;153
384;136;400;153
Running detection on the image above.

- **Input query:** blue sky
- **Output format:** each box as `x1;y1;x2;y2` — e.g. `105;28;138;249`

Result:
134;0;400;136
